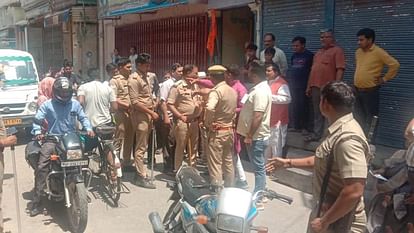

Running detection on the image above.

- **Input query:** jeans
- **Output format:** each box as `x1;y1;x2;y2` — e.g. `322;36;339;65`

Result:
245;138;268;193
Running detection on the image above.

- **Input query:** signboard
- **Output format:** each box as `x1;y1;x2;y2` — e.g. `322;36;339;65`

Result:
98;0;188;18
208;0;254;9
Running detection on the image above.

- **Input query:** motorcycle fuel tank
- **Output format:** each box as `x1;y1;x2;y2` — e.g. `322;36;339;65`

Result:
62;132;82;150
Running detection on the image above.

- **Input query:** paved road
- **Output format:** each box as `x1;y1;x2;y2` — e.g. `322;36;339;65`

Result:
2;142;312;233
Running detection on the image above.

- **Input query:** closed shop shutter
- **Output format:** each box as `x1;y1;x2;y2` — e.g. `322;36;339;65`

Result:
43;25;64;72
115;14;208;76
262;0;324;60
335;0;414;147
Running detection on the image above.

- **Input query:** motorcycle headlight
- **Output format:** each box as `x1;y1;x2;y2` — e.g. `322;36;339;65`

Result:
26;101;38;113
217;214;243;233
66;149;83;160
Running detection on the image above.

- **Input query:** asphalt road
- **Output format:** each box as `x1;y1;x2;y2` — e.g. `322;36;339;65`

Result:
2;140;312;233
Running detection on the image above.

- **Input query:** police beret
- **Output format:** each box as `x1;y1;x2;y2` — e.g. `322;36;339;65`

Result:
208;65;227;74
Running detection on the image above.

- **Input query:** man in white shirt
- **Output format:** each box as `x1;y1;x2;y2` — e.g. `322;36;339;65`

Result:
265;64;291;158
78;68;117;128
237;62;272;198
129;46;138;73
260;33;288;76
159;63;183;172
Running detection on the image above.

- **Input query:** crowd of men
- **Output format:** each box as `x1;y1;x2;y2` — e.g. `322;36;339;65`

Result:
13;26;412;233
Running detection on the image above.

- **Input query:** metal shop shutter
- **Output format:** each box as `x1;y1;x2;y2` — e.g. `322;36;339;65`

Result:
115;14;208;76
262;0;324;60
335;0;414;148
43;25;64;72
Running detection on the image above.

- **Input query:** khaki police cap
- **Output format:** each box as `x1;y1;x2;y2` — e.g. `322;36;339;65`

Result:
208;65;227;74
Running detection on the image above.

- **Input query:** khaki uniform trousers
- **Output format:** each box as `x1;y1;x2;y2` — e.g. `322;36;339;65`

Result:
114;111;134;163
206;130;234;187
131;111;152;178
174;120;199;170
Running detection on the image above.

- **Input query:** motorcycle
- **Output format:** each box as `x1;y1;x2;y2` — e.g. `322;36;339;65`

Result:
26;132;92;233
149;164;293;233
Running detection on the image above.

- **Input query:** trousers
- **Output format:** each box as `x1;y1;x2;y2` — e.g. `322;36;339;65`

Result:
34;142;55;204
206;130;234;187
113;111;134;164
355;87;380;137
131;111;151;178
174;120;199;170
311;87;325;138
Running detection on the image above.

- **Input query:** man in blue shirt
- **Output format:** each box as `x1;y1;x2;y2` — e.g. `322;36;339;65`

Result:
288;36;314;133
30;77;94;217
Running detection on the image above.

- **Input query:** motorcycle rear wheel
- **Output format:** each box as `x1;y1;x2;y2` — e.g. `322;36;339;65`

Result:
67;182;88;233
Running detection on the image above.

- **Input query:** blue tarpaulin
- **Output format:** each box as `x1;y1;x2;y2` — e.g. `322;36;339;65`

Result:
107;0;188;17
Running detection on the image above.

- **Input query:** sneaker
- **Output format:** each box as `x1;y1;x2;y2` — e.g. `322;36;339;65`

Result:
134;176;156;189
235;180;249;190
261;196;269;203
256;201;265;211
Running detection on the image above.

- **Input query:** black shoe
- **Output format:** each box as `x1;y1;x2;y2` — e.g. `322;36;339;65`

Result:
134;176;156;189
30;203;42;217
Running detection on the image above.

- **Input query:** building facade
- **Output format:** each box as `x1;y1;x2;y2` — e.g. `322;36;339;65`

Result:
262;0;414;147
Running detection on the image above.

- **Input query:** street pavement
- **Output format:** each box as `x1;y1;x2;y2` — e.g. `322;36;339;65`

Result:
2;141;312;233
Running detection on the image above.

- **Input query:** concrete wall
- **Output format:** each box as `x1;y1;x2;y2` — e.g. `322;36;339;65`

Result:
221;7;254;66
72;22;98;78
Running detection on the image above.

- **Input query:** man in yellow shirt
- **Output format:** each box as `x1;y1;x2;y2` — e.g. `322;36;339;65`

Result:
354;28;400;135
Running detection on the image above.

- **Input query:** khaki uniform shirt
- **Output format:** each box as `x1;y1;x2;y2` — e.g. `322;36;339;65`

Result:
204;81;237;129
167;79;202;119
313;113;369;230
109;74;130;107
128;71;155;110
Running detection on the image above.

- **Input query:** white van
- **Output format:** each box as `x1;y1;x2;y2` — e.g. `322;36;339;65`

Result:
0;49;39;130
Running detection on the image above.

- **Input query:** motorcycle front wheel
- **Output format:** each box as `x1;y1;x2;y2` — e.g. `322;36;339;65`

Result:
104;148;121;206
67;182;88;233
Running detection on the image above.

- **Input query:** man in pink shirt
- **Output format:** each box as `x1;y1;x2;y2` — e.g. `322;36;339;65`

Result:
225;65;249;189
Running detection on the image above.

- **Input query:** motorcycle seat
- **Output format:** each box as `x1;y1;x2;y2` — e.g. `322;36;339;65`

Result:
178;167;212;206
95;125;116;139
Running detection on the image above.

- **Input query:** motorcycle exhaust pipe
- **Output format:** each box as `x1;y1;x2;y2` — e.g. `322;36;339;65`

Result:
148;212;165;233
250;226;269;233
63;170;72;208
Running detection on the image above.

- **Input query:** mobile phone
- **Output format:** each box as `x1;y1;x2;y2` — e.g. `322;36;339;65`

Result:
6;127;18;136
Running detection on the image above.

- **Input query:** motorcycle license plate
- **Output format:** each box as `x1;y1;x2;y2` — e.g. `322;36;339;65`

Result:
61;160;89;167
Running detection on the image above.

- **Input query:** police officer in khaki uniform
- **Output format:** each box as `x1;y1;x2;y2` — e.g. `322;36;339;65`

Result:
128;53;159;189
204;65;237;187
167;64;202;171
0;116;18;233
266;81;369;233
110;58;135;168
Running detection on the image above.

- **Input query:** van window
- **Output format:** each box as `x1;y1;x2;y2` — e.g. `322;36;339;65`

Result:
0;55;37;86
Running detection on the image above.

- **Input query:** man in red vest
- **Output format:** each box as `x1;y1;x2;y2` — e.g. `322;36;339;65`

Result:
265;64;291;158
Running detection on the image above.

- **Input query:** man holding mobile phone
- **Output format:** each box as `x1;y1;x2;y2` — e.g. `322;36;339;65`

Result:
0;116;18;233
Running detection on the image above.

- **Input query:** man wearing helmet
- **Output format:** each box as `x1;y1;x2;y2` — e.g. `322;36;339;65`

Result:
30;77;94;217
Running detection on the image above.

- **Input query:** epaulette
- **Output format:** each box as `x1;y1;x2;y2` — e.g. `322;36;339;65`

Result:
173;79;185;87
112;74;122;80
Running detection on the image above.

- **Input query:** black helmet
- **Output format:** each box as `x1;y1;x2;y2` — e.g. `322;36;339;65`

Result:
53;77;73;103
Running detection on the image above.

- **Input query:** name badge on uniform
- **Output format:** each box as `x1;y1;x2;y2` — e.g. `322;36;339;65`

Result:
241;94;248;104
